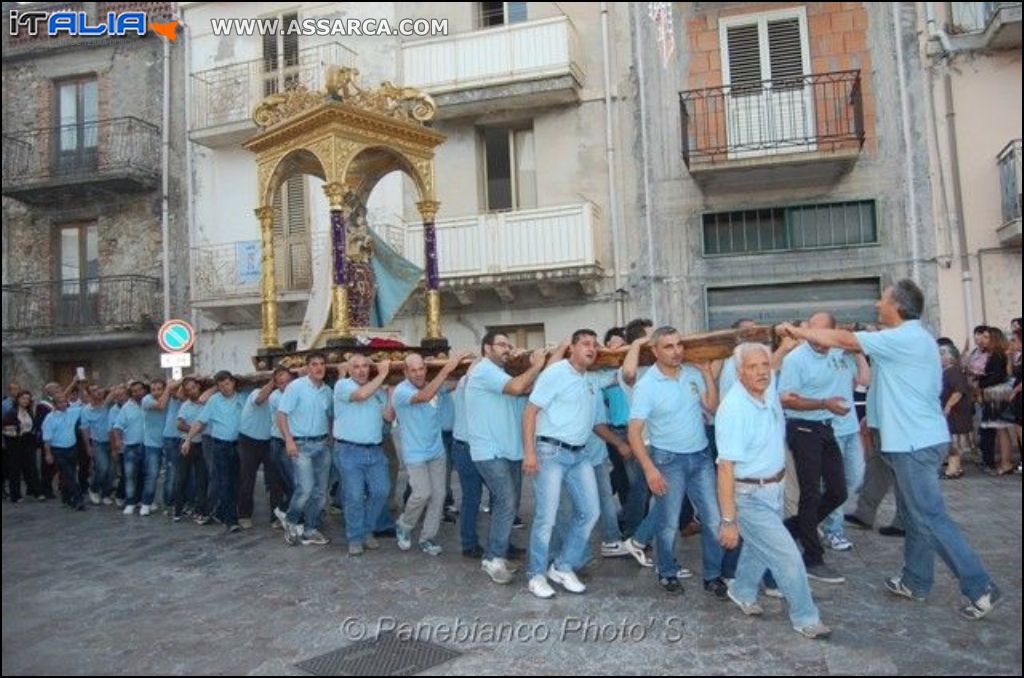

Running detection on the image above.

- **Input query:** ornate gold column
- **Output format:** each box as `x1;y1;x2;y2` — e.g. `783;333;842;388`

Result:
324;182;352;340
255;205;281;350
417;199;443;341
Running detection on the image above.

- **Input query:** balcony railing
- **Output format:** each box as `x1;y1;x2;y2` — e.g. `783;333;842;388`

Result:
998;139;1022;226
2;275;160;336
951;2;1020;32
2;117;159;197
190;203;600;303
679;71;864;168
190;42;356;133
403;202;599;281
402;16;583;93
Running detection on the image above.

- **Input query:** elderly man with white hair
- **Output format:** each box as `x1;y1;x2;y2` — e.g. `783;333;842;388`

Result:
392;351;470;556
716;342;832;640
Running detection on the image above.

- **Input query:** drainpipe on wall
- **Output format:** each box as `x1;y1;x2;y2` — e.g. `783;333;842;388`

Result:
632;3;658;323
893;2;922;284
160;34;172;321
924;2;977;332
182;17;201;371
601;2;625;326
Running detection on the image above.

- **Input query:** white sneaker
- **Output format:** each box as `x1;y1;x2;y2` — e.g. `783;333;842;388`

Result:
677;567;694;579
101;496;114;506
482;558;515;585
88;491;101;505
601;541;632;558
273;507;288;528
115;498;125;508
139;505;152;517
122;504;136;515
547;565;586;594
627;538;654;567
763;586;785;599
528;574;556;599
727;588;764;616
238;518;253;530
826;534;853;551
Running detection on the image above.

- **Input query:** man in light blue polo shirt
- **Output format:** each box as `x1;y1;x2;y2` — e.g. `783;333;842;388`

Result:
467;330;549;584
393;351;469;556
334;355;392;555
276;353;333;546
80;384;114;505
238;376;284;530
717;343;830;640
266;367;294;527
628;326;724;596
523;329;601;599
184;371;244;533
173;378;213;523
778;279;1001;620
113;381;147;515
140;378;175;516
42;394;84;510
160;384;183;512
779;311;871;562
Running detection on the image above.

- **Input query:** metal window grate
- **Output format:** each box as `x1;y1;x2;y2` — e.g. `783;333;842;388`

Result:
703;200;876;256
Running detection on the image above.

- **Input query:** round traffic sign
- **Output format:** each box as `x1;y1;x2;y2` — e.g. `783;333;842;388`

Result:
158;319;195;353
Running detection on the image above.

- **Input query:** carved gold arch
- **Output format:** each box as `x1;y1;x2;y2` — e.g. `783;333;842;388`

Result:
243;67;446;352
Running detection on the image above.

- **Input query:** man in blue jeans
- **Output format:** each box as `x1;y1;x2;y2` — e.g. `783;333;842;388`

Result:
112;381;147;515
333;355;392;556
276;353;333;546
779;278;1002;621
523;330;601;599
468;331;550;585
80;384;114;505
183;371;244;533
42;394;84;510
717;343;832;640
628;326;724;597
140;378;175;517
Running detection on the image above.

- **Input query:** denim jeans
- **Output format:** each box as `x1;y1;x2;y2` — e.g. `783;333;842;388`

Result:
52;446;82;507
161;437;181;509
729;481;821;629
202;436;220;517
89;441;113;497
645;447;724;580
527;441;600;578
594;460;622;543
335;442;390;543
475;457;522;561
142;445;163;507
286;438;331;532
620;456;651;536
822;430;865;539
270;437;293;509
175;441;208;517
122;444;145;506
451;438;484;552
209;438;240;527
882;445;993;600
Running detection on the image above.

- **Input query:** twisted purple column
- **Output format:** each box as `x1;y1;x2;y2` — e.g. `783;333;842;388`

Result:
423;219;439;290
331;209;347;285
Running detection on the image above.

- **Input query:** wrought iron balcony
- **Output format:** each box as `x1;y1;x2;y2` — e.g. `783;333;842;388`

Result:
2;117;160;205
189;42;356;147
2;275;160;339
679;71;864;190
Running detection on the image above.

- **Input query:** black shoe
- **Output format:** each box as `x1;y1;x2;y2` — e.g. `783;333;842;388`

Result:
878;525;906;537
372;528;397;539
443;507;458;524
844;514;871;530
659;576;684;594
462;545;485;559
703;577;728;599
512;516;525;529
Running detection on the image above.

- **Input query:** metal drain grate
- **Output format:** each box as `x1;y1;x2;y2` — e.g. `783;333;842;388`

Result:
296;631;462;676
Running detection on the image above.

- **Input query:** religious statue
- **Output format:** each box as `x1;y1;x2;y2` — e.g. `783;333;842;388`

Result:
344;194;376;328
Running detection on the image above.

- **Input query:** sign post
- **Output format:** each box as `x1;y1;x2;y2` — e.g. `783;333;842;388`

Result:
158;319;195;381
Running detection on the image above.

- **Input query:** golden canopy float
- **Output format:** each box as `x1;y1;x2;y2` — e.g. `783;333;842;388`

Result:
245;66;447;372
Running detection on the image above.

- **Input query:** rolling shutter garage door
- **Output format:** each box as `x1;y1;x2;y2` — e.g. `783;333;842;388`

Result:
706;277;880;330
